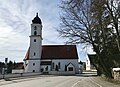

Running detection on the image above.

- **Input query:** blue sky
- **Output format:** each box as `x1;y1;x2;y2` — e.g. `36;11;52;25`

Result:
0;0;94;62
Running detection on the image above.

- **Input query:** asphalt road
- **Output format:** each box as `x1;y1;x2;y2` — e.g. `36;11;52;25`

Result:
0;72;120;87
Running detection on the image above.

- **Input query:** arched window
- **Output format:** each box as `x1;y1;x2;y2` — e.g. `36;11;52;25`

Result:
34;52;36;56
33;70;35;72
87;60;88;64
33;63;35;66
34;26;37;30
34;39;36;42
58;62;60;69
65;65;67;71
34;31;37;35
52;62;54;69
68;67;73;71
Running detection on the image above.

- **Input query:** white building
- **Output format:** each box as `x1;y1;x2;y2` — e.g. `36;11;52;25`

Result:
86;57;91;70
86;54;97;71
24;13;79;74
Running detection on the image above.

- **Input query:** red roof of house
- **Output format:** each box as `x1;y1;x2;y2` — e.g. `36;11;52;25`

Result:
24;45;78;60
13;62;24;69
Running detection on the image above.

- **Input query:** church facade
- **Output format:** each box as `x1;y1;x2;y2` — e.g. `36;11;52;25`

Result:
24;13;79;74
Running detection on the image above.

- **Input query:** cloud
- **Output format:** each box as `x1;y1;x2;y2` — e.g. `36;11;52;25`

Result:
0;0;64;62
0;0;90;62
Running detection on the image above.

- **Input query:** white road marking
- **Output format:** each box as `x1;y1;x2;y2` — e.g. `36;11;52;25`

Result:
72;78;102;87
71;80;81;87
89;78;103;87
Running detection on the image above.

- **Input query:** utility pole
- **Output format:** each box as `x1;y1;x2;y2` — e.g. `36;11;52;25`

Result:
5;58;8;74
2;58;8;79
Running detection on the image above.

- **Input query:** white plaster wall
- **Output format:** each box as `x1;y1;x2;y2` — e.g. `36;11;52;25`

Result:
24;60;40;72
29;36;42;59
52;59;79;73
31;24;42;36
86;57;91;70
29;23;42;60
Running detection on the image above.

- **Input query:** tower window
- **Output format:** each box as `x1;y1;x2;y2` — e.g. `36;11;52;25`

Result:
34;31;37;35
34;39;36;42
33;63;35;66
33;70;35;72
34;52;36;56
34;26;37;30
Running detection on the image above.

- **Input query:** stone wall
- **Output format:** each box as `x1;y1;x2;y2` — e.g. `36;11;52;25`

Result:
113;71;120;80
0;72;41;79
49;71;75;75
112;68;120;80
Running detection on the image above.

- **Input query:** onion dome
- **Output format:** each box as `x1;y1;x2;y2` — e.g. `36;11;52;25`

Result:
32;13;42;24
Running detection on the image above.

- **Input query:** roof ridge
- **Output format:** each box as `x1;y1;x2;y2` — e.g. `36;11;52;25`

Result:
42;45;76;46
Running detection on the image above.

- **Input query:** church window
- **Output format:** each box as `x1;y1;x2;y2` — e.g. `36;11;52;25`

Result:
34;31;37;35
65;65;67;71
58;62;60;69
34;39;36;42
68;67;73;71
87;60;88;64
55;65;58;71
52;62;54;69
45;66;48;71
33;70;35;72
33;63;35;66
34;26;37;30
34;52;36;56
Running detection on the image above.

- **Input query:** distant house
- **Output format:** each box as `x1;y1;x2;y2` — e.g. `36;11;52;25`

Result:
86;56;91;70
87;54;97;71
12;62;24;74
78;61;86;73
23;13;79;75
13;62;24;69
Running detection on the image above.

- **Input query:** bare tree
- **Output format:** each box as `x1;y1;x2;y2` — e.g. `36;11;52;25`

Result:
58;0;120;77
58;0;94;44
106;0;120;52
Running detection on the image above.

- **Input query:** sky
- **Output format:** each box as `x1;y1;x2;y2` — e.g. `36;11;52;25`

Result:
0;0;94;62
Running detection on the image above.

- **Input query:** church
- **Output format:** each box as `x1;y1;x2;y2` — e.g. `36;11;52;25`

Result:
24;13;79;74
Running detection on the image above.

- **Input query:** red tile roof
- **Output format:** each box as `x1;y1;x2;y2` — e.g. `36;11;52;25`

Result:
24;45;78;60
24;47;30;61
13;62;24;69
41;45;78;59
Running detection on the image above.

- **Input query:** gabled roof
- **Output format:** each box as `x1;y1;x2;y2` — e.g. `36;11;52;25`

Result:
24;45;78;60
66;62;75;67
41;45;78;59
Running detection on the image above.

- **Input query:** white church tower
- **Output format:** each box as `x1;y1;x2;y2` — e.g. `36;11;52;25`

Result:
25;13;42;72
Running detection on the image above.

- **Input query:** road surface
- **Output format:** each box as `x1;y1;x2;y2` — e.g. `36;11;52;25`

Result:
0;72;119;87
